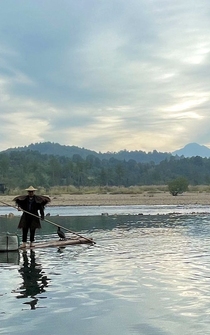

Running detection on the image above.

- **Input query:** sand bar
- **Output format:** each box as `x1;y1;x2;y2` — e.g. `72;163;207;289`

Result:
0;192;210;207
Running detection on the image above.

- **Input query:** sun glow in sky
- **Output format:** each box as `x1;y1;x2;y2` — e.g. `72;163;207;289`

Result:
0;0;210;153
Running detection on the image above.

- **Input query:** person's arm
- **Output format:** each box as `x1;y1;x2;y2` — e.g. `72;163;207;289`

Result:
40;205;44;220
15;200;22;211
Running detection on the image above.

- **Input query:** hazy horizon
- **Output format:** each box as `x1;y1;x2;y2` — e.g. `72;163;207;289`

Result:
2;141;210;155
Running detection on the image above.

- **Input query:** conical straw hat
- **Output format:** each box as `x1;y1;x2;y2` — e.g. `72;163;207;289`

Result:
25;185;37;191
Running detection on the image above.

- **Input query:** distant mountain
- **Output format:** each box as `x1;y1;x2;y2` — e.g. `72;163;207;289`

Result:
3;141;171;164
3;141;210;163
172;143;210;158
3;142;98;159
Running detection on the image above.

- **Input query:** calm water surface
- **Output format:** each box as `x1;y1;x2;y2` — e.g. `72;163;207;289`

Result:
1;207;210;335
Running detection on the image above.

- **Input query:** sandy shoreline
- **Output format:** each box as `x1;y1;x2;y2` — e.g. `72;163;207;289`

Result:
0;192;210;207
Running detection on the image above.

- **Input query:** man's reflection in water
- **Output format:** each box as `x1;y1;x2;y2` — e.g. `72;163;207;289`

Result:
16;250;50;309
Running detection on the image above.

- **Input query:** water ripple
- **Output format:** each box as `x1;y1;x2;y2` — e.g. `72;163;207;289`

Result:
1;214;210;334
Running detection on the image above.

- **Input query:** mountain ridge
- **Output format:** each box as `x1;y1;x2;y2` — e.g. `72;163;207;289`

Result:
172;142;210;158
2;141;210;163
2;141;171;164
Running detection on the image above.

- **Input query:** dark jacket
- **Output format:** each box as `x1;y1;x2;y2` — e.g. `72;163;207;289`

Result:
13;195;50;229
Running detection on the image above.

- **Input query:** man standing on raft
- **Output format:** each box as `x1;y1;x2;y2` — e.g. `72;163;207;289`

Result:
13;186;51;248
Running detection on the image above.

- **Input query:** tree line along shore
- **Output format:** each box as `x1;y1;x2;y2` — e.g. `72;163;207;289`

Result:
1;149;210;190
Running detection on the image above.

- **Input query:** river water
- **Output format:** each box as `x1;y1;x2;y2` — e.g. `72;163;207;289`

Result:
1;205;210;335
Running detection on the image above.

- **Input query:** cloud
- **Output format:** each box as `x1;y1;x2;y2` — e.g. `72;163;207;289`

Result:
0;0;210;152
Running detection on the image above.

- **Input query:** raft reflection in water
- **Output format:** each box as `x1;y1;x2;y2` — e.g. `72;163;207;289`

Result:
15;250;50;309
0;251;20;264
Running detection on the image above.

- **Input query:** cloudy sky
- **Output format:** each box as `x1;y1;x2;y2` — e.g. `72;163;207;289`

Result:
0;0;210;153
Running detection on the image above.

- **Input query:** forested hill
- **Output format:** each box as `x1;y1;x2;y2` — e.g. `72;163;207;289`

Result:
3;141;172;164
0;149;209;190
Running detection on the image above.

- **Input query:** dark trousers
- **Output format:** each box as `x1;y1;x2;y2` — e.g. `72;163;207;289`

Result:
22;227;36;242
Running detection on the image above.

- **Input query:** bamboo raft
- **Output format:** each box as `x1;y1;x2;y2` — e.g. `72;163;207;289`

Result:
19;237;94;249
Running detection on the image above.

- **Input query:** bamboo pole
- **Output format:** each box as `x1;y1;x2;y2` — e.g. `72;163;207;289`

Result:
0;200;95;244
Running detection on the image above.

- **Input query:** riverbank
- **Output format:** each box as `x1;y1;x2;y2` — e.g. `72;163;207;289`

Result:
0;191;210;207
